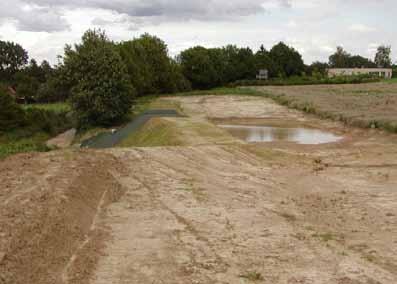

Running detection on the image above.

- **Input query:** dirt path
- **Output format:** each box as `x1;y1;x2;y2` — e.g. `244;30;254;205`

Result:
1;95;396;284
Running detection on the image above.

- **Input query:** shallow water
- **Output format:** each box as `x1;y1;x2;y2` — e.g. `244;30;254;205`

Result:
219;125;342;145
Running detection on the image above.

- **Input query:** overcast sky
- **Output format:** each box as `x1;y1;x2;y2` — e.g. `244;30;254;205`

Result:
0;0;396;65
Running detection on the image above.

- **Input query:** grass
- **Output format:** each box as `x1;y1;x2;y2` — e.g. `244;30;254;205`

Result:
252;83;397;133
1;103;73;159
231;75;381;87
170;87;264;97
383;78;397;84
118;118;183;147
22;102;71;113
239;271;264;281
0;132;52;159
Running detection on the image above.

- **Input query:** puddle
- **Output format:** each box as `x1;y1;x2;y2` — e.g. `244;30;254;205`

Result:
219;125;343;145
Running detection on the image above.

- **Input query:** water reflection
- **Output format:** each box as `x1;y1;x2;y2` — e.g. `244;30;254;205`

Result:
219;125;342;145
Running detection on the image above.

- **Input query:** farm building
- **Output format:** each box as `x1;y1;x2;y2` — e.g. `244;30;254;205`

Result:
328;68;393;79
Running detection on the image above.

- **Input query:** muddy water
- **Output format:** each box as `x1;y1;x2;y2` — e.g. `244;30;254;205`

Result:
219;125;342;144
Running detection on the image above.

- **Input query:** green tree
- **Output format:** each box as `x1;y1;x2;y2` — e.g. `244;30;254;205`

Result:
64;29;134;126
329;46;350;68
374;45;392;68
14;72;40;102
0;85;26;132
254;46;274;77
180;46;219;89
118;34;187;96
269;42;305;77
36;64;73;103
348;55;376;68
307;61;329;77
0;40;28;81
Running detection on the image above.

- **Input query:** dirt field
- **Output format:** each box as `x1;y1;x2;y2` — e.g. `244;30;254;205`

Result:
253;83;397;132
1;93;397;284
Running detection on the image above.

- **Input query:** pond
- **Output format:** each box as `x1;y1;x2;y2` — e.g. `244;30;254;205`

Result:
219;125;343;145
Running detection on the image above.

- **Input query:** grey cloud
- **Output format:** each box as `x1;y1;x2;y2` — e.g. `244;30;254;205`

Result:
0;0;289;32
0;1;69;32
31;0;269;20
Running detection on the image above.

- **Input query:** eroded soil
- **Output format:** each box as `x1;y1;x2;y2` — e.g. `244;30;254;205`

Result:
1;95;397;284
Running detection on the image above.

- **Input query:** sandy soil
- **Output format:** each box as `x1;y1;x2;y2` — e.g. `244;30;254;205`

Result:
1;95;396;284
47;129;77;149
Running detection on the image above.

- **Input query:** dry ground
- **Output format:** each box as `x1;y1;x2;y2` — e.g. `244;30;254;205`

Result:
1;93;397;284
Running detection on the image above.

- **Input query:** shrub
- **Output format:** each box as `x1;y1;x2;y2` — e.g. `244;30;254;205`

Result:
0;86;26;132
230;74;380;87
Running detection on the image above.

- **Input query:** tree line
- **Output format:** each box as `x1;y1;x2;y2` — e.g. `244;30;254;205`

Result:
0;29;395;127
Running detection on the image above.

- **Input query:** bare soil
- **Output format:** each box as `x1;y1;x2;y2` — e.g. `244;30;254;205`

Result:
1;94;397;284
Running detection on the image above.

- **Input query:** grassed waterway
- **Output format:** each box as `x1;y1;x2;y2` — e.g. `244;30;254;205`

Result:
219;125;343;145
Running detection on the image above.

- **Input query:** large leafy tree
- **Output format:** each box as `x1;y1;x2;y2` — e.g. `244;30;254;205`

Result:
118;34;188;96
220;45;256;82
254;46;274;76
348;55;376;68
374;45;392;68
0;40;28;81
179;46;219;89
64;29;134;126
329;46;351;68
329;46;376;68
36;64;73;103
269;42;305;77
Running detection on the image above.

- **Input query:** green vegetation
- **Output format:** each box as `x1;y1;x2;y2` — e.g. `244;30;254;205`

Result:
384;78;397;84
65;30;134;127
171;87;264;97
0;88;73;159
179;42;305;89
0;133;52;160
239;271;264;281
118;34;190;96
329;46;377;68
0;87;26;131
22;102;71;113
231;75;380;87
118;118;183;147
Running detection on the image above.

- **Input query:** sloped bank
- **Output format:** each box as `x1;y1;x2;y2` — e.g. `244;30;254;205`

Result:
0;151;125;284
81;109;183;149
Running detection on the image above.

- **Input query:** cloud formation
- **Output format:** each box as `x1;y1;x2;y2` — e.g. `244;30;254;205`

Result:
0;1;69;32
0;0;281;32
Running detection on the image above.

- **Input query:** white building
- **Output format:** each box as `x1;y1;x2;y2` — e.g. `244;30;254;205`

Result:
328;68;393;79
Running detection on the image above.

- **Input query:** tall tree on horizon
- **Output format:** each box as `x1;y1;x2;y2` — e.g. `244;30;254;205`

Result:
374;45;392;68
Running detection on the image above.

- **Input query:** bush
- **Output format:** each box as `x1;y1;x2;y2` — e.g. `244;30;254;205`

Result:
24;108;71;135
0;86;26;132
14;72;40;102
65;30;135;127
